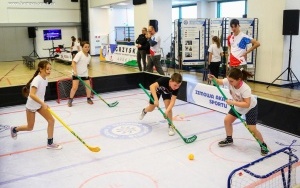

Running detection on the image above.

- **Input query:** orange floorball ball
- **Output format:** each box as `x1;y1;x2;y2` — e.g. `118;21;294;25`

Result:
188;154;194;160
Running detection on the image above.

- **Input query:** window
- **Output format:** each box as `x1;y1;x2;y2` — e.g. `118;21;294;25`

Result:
219;1;246;18
181;5;197;18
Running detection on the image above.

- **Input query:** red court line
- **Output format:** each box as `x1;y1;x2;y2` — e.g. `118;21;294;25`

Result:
185;110;215;118
0;134;100;158
6;78;11;85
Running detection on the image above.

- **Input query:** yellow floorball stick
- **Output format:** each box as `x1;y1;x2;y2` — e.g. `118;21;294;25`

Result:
48;108;100;152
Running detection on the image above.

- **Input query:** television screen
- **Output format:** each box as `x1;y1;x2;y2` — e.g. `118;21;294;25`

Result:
43;29;62;40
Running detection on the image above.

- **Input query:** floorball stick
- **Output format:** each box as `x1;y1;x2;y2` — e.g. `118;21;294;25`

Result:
48;108;100;152
139;83;197;144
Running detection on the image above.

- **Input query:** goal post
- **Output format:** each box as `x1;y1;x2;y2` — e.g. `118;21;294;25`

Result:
56;77;93;103
228;147;299;188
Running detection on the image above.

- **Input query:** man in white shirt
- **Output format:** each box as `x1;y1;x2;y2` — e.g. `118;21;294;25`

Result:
227;19;260;71
146;26;164;75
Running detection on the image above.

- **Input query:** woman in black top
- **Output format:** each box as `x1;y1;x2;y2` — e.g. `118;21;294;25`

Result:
136;28;149;71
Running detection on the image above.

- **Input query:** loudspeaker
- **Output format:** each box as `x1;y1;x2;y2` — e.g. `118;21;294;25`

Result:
133;0;146;5
149;19;158;32
283;9;299;35
28;27;36;38
71;0;78;2
44;0;52;3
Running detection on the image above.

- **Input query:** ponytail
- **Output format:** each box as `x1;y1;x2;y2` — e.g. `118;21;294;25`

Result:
241;69;254;80
22;60;50;98
22;70;39;98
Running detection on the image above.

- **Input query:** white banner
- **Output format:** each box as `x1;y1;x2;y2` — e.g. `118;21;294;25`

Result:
186;82;232;114
56;51;72;62
112;45;137;64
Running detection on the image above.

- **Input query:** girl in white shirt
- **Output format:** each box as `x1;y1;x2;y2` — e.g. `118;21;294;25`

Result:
208;68;268;156
71;36;80;58
10;60;62;150
68;41;93;107
208;36;223;79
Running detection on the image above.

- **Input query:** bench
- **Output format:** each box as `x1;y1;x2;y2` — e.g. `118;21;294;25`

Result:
22;56;35;70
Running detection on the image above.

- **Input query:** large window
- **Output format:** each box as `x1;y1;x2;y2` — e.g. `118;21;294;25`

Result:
219;0;246;18
181;5;197;18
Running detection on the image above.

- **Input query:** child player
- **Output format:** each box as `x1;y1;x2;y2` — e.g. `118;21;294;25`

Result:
208;68;268;156
139;73;182;136
10;60;62;150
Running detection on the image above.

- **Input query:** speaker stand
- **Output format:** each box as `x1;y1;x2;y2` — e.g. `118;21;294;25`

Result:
29;38;39;58
49;39;56;57
267;34;300;88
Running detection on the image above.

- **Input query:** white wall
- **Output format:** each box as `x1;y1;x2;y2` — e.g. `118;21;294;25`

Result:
89;8;110;55
197;1;217;18
89;7;134;55
248;0;287;84
0;0;80;23
284;0;300;84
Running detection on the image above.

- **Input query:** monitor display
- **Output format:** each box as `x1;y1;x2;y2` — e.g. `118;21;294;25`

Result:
43;29;62;40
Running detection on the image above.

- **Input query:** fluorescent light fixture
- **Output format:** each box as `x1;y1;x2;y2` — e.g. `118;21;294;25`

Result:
101;6;110;8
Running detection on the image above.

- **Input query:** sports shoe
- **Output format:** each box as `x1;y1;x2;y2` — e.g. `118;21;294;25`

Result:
47;143;63;150
168;125;175;136
261;143;269;156
218;138;233;147
10;126;17;140
87;98;93;105
139;108;147;120
68;98;73;107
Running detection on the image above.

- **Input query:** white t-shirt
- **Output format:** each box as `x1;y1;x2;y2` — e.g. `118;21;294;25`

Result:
222;78;257;114
26;75;48;110
208;43;223;62
72;42;80;51
73;51;91;77
150;33;161;55
228;32;252;66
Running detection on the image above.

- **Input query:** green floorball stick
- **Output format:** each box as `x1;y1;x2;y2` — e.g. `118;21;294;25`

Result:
211;79;269;152
75;75;119;107
139;83;197;144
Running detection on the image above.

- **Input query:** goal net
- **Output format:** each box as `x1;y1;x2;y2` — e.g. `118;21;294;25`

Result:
56;77;93;103
228;147;299;188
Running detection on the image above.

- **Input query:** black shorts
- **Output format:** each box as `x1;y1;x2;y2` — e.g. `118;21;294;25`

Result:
228;105;258;125
72;76;89;80
149;93;171;104
71;51;78;56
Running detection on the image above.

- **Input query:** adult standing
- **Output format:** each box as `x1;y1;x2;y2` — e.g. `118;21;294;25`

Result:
146;26;164;75
227;19;260;71
136;27;148;71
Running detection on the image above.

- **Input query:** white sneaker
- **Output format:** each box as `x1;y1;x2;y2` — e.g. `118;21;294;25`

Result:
168;126;175;136
139;109;147;120
47;143;63;150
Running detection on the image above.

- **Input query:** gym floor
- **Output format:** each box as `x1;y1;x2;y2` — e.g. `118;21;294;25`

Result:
1;88;300;187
